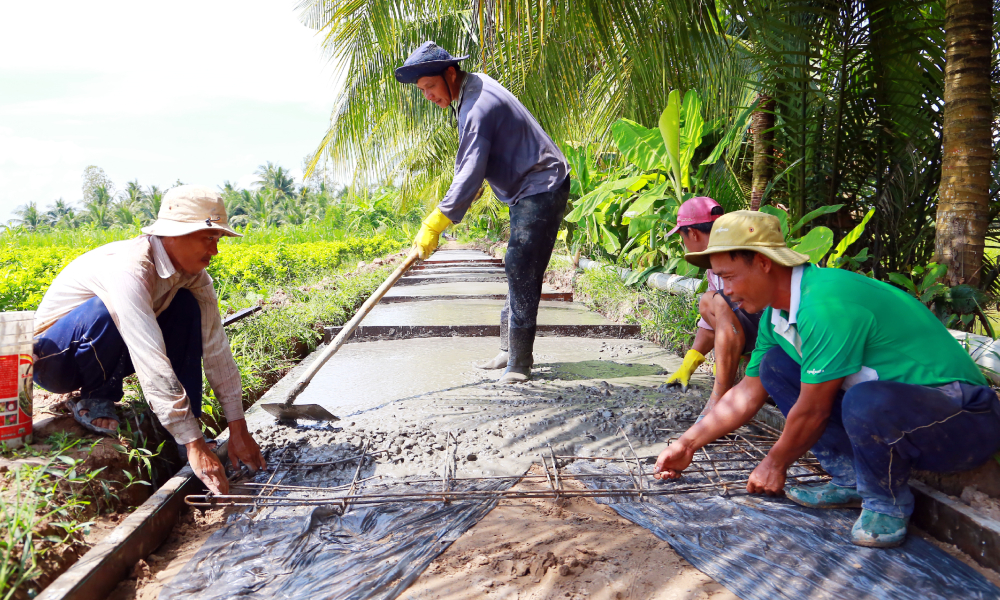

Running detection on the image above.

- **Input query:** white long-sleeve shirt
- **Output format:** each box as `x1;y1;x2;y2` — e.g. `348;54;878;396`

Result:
34;235;243;444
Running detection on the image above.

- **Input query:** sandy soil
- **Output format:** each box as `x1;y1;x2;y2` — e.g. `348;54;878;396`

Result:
400;465;736;600
111;468;735;600
912;528;1000;589
108;507;232;600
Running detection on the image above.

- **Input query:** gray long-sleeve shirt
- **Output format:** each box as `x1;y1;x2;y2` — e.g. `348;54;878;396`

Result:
437;73;568;223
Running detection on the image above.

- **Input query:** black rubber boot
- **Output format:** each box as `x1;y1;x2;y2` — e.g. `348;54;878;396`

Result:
477;313;509;369
498;327;535;384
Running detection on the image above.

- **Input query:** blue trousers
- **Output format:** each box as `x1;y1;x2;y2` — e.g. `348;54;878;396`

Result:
503;176;570;333
33;289;203;417
759;346;1000;518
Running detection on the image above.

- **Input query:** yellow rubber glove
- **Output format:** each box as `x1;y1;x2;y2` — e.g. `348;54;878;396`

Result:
664;349;706;391
413;208;453;259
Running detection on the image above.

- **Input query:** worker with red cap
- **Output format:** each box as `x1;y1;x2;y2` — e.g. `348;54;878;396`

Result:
663;197;763;419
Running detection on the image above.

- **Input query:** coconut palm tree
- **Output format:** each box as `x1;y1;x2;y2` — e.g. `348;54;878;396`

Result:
297;0;755;215
933;0;994;286
254;162;297;198
11;202;45;230
140;185;164;224
45;198;77;229
84;184;114;228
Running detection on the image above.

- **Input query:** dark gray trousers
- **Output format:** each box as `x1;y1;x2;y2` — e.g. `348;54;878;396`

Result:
499;177;570;349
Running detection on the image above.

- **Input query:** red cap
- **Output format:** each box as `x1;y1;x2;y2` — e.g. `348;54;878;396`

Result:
667;196;722;236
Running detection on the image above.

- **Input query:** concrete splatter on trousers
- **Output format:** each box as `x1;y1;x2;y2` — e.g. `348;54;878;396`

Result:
497;176;570;360
759;346;1000;517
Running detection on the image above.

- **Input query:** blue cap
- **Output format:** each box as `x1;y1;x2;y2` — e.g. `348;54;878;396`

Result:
394;41;469;84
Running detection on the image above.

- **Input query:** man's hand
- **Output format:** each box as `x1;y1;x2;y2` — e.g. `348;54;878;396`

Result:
653;441;696;480
746;456;787;496
227;418;266;474
187;438;229;495
413;208;453;259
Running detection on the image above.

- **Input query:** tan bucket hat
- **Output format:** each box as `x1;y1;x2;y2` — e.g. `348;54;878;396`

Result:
685;210;809;269
141;184;241;238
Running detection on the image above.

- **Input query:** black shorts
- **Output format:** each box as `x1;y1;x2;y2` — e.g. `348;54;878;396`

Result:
714;291;762;355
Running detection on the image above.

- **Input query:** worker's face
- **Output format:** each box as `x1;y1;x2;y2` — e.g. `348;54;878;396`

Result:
416;68;456;109
709;252;773;314
679;229;709;253
162;230;222;275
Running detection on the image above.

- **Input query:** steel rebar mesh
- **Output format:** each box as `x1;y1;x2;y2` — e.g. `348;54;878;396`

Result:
186;419;828;509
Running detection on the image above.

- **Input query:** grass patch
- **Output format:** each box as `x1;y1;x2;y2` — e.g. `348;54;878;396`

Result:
2;227;406;598
201;261;401;429
568;258;700;354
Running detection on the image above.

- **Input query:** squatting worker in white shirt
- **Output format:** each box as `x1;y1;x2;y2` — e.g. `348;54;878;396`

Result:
32;185;265;495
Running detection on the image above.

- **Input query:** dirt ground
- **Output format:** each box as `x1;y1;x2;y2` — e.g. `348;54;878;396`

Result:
108;507;233;600
114;467;733;600
401;465;734;600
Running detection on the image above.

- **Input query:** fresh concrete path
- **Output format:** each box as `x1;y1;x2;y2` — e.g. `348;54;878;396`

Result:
246;336;701;480
382;281;571;303
363;299;613;327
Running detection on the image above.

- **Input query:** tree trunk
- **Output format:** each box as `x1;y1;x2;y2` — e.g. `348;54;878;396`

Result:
934;0;993;286
750;94;775;211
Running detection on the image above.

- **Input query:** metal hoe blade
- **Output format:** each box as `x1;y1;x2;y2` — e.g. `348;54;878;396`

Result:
260;403;339;422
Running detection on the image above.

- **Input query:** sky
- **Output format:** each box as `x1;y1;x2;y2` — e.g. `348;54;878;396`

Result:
0;1;344;222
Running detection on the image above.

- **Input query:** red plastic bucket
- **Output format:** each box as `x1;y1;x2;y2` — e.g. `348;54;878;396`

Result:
0;311;33;449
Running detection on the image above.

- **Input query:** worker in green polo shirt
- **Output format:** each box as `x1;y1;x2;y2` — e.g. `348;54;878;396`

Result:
652;210;1000;548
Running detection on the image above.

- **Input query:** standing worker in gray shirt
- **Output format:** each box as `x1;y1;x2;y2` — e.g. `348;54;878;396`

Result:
396;42;570;384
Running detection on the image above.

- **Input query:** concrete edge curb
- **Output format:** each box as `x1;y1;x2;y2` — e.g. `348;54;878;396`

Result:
911;481;1000;572
35;467;204;600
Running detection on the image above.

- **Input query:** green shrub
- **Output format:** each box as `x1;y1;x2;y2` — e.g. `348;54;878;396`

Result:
0;234;402;312
575;264;700;354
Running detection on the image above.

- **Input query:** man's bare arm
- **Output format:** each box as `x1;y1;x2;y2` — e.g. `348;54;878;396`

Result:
746;378;843;495
654;375;769;478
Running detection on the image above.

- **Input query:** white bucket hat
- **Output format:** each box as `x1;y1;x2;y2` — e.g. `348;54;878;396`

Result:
142;184;241;238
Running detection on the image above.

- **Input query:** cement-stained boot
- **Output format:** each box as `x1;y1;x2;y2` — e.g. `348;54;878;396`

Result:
497;327;534;384
786;482;863;509
851;509;908;548
477;314;509;369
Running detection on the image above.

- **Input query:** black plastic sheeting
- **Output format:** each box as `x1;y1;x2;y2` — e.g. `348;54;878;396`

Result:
159;478;515;600
569;462;1000;600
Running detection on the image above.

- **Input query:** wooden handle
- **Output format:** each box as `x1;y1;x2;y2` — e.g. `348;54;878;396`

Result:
282;250;421;406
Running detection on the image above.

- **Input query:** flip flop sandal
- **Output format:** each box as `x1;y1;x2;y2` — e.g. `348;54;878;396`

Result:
68;397;120;436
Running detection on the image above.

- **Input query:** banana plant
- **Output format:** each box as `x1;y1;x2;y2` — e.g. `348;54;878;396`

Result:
758;204;875;269
565;89;752;274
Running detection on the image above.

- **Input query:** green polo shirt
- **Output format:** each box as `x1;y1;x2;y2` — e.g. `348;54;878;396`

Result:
746;264;987;387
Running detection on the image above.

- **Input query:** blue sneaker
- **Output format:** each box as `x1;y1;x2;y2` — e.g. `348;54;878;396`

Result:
786;482;863;509
851;509;908;548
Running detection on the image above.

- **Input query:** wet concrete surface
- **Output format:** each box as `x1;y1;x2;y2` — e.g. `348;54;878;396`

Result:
240;250;708;481
395;274;508;286
383;281;562;299
363;300;613;327
244;337;711;480
422;250;500;263
408;266;506;275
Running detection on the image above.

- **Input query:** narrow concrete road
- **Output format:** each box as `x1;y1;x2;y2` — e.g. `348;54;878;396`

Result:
136;249;728;600
242;249;708;481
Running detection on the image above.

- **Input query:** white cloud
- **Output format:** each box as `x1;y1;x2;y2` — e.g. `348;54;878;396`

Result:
0;0;347;221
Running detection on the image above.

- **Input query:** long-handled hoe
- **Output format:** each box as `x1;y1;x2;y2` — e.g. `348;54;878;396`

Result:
261;249;421;422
